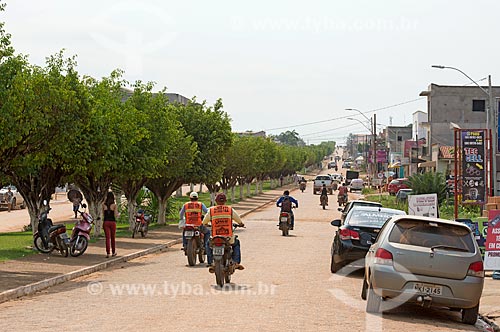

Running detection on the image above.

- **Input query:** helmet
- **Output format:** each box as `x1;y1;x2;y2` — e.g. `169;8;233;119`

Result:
215;193;227;203
189;192;198;199
283;190;290;196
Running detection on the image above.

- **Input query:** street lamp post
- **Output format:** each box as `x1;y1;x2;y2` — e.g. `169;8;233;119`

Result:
432;65;496;196
346;108;377;185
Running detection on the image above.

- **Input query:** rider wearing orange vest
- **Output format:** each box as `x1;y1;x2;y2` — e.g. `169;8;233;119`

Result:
179;192;209;250
203;192;245;272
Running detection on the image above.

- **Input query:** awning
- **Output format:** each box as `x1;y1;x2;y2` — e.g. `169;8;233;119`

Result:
418;160;436;168
388;162;401;168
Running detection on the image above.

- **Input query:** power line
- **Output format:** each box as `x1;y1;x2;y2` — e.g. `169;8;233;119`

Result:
264;97;425;132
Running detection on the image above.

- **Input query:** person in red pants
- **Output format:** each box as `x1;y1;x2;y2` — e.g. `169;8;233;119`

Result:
102;191;120;258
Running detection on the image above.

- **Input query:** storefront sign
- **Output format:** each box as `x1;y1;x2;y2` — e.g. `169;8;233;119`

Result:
408;193;438;218
461;130;486;204
485;210;500;270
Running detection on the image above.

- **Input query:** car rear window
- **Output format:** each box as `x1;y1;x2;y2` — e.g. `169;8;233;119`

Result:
316;176;330;180
388;219;475;252
348;210;402;227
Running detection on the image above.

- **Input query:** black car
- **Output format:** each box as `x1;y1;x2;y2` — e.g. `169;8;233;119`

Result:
330;206;406;273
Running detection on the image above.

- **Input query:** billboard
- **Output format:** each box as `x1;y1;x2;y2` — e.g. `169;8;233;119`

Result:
461;130;486;204
484;210;500;270
408;193;438;218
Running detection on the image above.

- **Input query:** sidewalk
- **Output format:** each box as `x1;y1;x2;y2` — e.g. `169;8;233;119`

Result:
0;187;287;304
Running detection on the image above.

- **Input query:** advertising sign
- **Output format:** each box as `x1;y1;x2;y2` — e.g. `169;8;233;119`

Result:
484;210;500;270
461;130;486;204
456;218;488;257
408;193;438;218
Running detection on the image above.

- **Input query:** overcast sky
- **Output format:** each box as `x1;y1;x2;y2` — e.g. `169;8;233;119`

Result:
3;0;500;144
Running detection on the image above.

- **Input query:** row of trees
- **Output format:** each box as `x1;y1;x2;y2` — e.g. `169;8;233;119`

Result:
0;2;335;235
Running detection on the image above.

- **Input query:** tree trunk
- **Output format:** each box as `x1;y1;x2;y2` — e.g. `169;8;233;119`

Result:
121;178;146;231
199;183;203;193
157;197;168;225
231;186;235;203
246;183;251;197
239;183;243;200
190;183;194;193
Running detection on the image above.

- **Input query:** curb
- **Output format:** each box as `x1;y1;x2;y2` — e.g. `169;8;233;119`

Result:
0;238;182;304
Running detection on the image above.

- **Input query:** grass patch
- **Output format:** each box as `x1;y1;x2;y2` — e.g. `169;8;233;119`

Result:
0;231;36;262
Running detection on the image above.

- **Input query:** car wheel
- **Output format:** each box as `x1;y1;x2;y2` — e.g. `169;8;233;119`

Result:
461;303;479;325
366;282;382;313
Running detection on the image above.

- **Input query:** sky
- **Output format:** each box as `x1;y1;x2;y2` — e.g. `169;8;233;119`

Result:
3;0;500;145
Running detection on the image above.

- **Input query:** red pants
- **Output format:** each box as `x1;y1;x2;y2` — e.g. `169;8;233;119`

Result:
103;221;116;254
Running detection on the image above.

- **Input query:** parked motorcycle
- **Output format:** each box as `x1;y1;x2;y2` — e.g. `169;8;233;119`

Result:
33;200;70;257
69;203;94;257
320;194;328;210
299;181;306;192
209;224;244;287
183;225;206;266
132;208;151;238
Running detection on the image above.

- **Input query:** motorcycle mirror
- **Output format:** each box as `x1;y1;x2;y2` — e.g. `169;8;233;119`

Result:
43;200;47;206
82;203;87;209
337;207;342;212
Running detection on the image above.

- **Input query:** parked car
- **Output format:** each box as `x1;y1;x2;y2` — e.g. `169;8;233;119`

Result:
362;215;484;325
395;188;413;202
338;200;383;222
349;178;364;192
387;178;409;195
342;162;351;169
0;185;25;210
330;206;406;273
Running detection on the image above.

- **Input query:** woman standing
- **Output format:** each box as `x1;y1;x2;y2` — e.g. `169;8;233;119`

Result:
102;191;119;258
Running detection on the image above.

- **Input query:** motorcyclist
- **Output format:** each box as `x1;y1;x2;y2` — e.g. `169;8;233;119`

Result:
320;184;328;205
179;192;209;251
276;190;299;230
203;192;245;272
338;182;348;205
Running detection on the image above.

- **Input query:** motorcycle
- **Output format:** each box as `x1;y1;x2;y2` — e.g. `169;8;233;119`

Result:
33;200;70;257
337;193;348;207
278;206;296;236
299;181;306;193
69;203;94;257
320;194;328;210
132;208;151;238
183;224;206;266
209;224;244;287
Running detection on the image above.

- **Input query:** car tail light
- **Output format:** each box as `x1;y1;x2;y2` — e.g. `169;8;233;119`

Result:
374;248;393;265
467;261;484;278
339;228;360;241
213;237;225;247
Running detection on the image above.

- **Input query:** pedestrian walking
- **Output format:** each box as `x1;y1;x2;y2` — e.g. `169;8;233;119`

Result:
102;191;120;258
71;197;82;218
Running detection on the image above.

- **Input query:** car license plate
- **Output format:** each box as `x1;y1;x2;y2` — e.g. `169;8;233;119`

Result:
213;247;224;255
280;217;288;222
184;231;194;237
413;283;442;295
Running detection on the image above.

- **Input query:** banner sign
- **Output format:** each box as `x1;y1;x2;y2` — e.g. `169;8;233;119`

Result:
485;210;500;270
456;218;488;257
461;130;486;204
408;193;438;218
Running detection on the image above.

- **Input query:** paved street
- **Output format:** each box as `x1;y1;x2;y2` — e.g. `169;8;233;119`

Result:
0;171;486;332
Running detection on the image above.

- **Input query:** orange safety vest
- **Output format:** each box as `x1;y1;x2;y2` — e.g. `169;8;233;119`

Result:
210;205;233;237
184;201;203;226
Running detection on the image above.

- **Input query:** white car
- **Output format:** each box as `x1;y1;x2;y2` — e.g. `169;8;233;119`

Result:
0;185;25;210
349;178;364;192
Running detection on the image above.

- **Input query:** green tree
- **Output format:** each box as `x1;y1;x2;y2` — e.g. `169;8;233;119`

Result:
273;130;305;146
407;172;447;204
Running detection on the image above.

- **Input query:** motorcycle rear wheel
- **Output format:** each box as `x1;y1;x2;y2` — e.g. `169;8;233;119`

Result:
215;261;225;287
132;223;139;238
187;239;197;266
33;234;52;253
282;225;289;236
70;236;88;257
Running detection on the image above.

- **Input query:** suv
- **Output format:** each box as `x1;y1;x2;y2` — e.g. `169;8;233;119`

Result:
0;185;25;210
387;178;409;195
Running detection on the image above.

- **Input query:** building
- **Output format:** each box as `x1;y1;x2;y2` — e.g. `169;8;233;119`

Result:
419;83;500;159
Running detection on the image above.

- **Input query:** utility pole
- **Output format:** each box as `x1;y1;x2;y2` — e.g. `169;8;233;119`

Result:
373;114;377;182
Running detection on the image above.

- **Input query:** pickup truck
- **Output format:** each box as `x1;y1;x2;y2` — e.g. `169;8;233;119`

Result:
345;170;359;186
313;175;334;195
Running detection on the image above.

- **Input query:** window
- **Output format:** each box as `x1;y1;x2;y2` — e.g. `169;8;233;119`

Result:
472;99;485;112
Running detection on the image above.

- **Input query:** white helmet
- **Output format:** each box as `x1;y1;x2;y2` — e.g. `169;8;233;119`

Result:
189;192;198;199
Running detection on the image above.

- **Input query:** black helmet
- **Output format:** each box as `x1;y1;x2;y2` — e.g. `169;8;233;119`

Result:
215;192;227;203
283;190;290;196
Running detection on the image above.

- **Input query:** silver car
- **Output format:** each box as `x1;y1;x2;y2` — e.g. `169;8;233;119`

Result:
362;215;484;325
